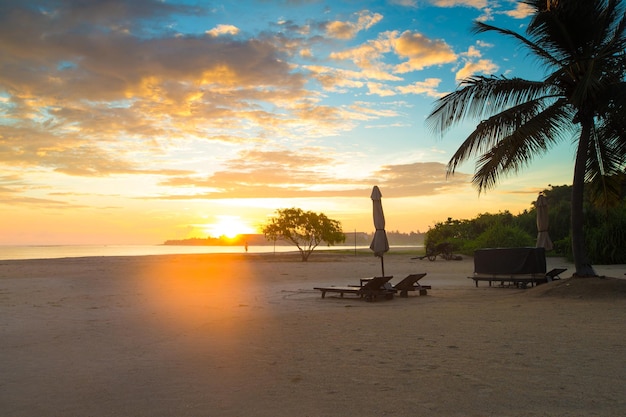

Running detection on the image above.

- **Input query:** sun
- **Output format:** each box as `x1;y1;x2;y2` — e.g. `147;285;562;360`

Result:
205;215;254;239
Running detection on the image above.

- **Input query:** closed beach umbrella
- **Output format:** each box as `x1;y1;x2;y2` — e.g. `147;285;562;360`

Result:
535;194;553;251
369;185;389;276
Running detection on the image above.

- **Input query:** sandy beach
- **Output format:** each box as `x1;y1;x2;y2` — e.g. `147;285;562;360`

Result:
1;252;625;416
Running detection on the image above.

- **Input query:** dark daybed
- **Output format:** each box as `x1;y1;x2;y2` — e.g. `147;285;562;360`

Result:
469;247;565;288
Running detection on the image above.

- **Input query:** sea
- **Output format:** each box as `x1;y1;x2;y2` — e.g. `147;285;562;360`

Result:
0;244;391;261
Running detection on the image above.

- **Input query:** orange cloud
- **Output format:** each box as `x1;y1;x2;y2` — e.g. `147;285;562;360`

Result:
206;24;240;37
325;10;383;39
455;59;499;82
397;78;445;98
431;0;487;7
504;2;535;19
393;31;457;73
154;145;470;200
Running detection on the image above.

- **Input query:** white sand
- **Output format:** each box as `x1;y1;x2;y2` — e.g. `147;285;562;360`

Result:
1;252;625;416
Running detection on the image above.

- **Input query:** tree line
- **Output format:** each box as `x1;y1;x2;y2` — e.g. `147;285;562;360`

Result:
425;184;626;264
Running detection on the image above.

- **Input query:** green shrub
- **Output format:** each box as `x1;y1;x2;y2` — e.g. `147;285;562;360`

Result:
585;209;626;263
466;223;534;253
423;183;626;264
553;237;572;261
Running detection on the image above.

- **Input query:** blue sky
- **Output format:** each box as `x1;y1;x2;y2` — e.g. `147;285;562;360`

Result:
0;0;575;244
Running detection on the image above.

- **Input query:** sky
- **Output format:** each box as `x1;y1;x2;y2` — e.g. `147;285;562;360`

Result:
0;0;577;245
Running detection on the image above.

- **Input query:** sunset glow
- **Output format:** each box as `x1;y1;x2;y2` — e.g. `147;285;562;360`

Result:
204;216;255;239
0;1;574;245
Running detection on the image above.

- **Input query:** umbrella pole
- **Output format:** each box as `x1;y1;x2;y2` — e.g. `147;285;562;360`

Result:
381;257;385;277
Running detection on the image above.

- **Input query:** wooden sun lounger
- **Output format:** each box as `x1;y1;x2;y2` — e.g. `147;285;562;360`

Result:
358;273;430;297
545;268;567;281
314;276;395;301
392;273;430;297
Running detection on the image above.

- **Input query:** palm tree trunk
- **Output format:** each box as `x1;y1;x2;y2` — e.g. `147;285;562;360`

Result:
571;120;597;276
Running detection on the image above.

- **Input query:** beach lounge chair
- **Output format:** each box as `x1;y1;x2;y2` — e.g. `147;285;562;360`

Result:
314;276;395;301
545;268;567;282
392;273;430;297
357;273;430;297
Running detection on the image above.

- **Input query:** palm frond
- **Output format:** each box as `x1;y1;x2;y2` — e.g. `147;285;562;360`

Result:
594;118;626;177
472;21;560;68
595;0;624;48
446;98;571;175
526;0;613;59
461;101;575;192
431;0;626;198
585;105;626;207
426;76;552;136
585;150;625;208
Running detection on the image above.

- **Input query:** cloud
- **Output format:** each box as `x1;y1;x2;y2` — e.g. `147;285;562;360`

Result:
330;35;394;70
392;0;488;10
427;0;491;21
455;59;499;82
155;146;470;199
373;162;472;197
464;45;482;58
366;82;397;97
504;2;535;19
206;24;240;37
158;147;360;198
397;78;445;98
0;1;469;205
348;102;402;120
0;195;76;208
0;2;458;182
306;65;400;94
329;29;457;79
393;31;457;73
324;10;383;39
389;0;417;6
0;174;87;208
1;1;366;178
430;0;487;8
454;43;499;82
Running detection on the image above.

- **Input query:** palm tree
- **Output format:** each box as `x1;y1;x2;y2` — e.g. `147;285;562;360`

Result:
426;0;626;276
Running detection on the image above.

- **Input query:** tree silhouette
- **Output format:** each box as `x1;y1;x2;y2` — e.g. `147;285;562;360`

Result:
262;208;345;261
427;0;626;276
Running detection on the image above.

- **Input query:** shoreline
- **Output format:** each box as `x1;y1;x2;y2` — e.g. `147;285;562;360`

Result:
1;250;623;277
0;244;423;261
1;253;625;416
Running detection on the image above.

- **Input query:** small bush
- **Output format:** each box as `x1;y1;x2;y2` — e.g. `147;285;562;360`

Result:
465;223;534;253
585;210;626;263
553;237;572;260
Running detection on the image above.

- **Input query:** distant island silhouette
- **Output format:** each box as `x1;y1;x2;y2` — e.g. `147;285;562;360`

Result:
164;232;424;246
164;234;283;246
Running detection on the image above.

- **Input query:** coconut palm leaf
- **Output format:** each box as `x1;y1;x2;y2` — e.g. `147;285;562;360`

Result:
426;0;626;276
470;102;574;190
446;98;573;176
472;23;558;71
427;76;552;136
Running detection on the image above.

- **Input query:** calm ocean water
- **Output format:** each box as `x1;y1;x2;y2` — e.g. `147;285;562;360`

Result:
0;244;395;261
0;245;296;261
0;245;423;261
